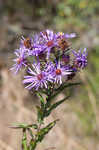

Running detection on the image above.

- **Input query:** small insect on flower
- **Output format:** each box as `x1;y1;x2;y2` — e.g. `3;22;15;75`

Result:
24;37;32;49
58;38;70;50
56;32;73;51
20;36;32;50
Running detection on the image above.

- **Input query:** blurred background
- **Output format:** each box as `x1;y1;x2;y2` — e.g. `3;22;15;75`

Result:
0;0;99;150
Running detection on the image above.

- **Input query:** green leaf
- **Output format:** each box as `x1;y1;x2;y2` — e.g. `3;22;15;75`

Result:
36;119;58;143
10;123;38;129
46;95;70;117
55;82;81;91
50;82;81;100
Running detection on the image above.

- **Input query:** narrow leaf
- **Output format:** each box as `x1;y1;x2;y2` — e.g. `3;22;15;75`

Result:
49;82;81;100
36;119;58;143
46;96;70;116
10;123;38;129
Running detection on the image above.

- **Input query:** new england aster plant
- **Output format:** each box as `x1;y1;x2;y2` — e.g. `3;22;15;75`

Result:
10;29;87;150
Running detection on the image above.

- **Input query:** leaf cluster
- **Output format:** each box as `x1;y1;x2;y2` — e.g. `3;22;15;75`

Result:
11;82;80;150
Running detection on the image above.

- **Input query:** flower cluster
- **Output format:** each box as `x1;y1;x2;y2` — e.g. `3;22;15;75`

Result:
11;29;87;91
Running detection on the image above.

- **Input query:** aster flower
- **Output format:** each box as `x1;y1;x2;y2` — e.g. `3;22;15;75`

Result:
40;30;57;59
28;34;46;57
23;63;53;90
11;29;88;89
52;60;71;84
72;48;87;69
10;48;27;74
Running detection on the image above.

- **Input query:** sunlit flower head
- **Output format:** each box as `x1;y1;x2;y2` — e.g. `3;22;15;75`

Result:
52;60;71;84
23;62;54;90
40;29;57;59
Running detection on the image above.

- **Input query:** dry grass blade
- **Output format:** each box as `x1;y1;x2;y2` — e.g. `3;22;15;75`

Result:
44;147;56;150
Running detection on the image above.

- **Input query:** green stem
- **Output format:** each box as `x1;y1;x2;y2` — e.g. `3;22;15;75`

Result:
29;140;37;150
29;83;77;150
22;129;28;150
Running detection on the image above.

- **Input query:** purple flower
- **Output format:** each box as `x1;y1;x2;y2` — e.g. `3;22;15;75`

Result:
40;30;57;59
23;63;53;90
61;54;70;64
52;61;71;84
72;48;87;69
29;46;44;57
65;33;76;38
56;32;76;39
28;34;46;57
11;29;88;88
10;48;27;74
